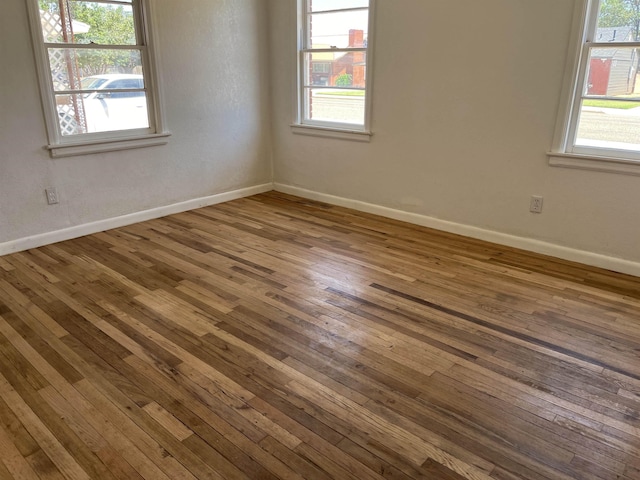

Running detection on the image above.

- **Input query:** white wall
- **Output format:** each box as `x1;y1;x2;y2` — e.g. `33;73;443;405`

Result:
3;0;640;272
0;0;271;245
268;0;640;269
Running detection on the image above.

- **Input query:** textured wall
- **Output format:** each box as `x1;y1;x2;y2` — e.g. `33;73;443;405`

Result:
268;0;640;265
0;0;271;243
4;0;640;268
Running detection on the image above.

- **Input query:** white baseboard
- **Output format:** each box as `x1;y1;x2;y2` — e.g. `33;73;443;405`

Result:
5;181;640;278
0;183;273;256
274;183;640;278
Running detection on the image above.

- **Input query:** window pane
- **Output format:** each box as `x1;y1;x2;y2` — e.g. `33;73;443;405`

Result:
305;51;366;88
304;88;366;125
309;0;368;13
39;1;136;45
593;25;638;42
575;99;640;150
56;92;149;136
48;48;142;91
578;45;640;150
299;0;371;130
596;0;640;42
583;46;640;97
55;94;87;135
309;10;369;49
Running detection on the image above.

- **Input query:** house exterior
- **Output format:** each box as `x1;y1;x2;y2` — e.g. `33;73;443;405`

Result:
588;26;638;96
310;29;366;88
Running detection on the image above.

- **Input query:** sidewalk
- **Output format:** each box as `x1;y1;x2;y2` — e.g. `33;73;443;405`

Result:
582;105;640;116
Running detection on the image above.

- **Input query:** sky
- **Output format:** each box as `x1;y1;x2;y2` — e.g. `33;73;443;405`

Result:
310;0;368;12
309;2;368;48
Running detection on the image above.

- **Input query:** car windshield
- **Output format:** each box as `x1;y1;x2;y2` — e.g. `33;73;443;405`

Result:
81;77;108;90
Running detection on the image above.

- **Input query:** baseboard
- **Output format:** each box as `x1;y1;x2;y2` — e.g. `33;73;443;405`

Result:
6;181;640;278
274;183;640;278
0;183;273;256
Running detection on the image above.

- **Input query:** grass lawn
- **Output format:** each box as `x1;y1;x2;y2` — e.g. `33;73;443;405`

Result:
583;99;640;109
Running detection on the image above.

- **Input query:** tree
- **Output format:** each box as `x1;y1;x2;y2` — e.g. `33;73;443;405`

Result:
599;0;640;40
39;0;137;75
335;74;353;87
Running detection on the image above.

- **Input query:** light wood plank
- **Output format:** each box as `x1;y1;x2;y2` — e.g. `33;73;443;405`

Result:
0;192;639;479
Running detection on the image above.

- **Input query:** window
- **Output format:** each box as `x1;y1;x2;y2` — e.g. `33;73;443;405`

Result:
27;0;168;157
312;62;331;74
294;0;374;138
551;0;640;172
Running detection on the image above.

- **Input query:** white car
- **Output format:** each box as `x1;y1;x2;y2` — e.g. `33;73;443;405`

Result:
80;74;149;133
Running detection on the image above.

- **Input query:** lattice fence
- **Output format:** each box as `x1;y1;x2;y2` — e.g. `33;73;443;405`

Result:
41;7;87;135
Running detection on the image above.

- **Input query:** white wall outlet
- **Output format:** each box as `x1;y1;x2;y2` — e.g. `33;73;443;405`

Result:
530;195;543;214
45;187;59;205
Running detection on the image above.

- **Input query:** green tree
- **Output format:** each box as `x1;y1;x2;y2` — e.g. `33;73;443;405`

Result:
39;0;137;75
335;74;353;87
599;0;640;40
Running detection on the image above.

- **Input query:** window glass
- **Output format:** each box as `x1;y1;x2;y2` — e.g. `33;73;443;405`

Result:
39;1;136;45
304;51;367;88
29;0;166;155
567;1;640;157
299;0;371;129
80;77;108;89
303;88;366;125
310;0;368;12
575;46;640;151
47;48;143;91
33;0;155;140
309;10;369;49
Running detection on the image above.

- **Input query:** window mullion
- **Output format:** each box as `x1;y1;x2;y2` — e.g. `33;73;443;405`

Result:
569;0;597;152
588;41;640;48
309;7;368;15
54;88;146;95
44;43;144;50
77;0;133;5
584;0;600;42
301;48;367;53
302;86;366;90
566;42;592;153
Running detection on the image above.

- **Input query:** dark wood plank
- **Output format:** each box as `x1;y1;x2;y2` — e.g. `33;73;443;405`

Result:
0;191;639;479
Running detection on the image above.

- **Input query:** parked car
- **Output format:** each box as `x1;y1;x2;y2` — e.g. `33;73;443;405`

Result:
80;74;149;133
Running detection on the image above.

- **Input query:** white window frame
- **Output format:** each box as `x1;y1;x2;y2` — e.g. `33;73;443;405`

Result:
291;0;375;141
26;0;169;158
549;0;640;175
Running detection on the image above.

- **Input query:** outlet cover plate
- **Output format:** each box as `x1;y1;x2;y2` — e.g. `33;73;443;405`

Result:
530;195;543;213
45;188;59;205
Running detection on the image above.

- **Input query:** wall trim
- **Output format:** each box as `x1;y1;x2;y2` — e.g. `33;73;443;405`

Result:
0;183;273;256
274;183;640;278
5;181;640;278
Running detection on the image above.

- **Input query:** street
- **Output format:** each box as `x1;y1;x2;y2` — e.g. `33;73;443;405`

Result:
577;109;640;146
309;96;640;149
309;94;365;124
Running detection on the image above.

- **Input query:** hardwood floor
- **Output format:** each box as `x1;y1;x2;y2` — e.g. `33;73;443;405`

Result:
0;191;639;479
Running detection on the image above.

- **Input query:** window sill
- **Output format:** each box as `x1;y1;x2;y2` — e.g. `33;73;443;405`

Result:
548;152;640;176
47;132;171;158
290;124;372;142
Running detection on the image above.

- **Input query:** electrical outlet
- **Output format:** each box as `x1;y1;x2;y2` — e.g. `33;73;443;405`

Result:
45;187;59;205
530;195;543;214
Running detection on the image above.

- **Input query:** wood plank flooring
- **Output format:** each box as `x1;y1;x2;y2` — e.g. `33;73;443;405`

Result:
0;191;639;479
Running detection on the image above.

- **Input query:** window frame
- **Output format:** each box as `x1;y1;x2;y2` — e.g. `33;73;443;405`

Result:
550;0;640;174
292;0;375;140
26;0;169;158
